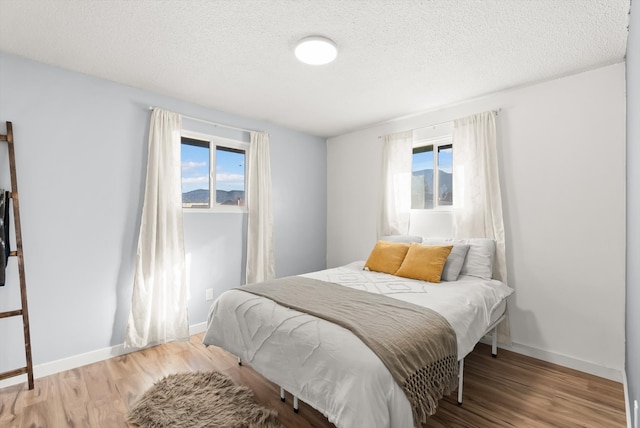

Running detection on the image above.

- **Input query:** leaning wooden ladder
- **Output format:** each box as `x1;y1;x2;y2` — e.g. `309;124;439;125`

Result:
0;121;34;390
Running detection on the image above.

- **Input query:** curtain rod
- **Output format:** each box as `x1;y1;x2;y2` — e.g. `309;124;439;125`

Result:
148;106;259;134
377;108;502;139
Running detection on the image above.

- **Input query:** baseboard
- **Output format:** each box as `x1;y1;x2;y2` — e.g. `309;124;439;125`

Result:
623;371;633;428
189;321;207;335
488;339;624;382
0;321;209;390
2;324;623;391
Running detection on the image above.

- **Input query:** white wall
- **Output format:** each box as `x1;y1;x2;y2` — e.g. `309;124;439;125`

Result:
626;0;640;418
0;52;327;379
328;63;626;380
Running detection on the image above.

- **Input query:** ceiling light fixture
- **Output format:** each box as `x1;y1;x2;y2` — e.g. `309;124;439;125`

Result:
294;36;338;65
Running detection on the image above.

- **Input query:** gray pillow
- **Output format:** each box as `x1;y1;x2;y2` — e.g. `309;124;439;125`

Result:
440;244;470;281
422;238;495;280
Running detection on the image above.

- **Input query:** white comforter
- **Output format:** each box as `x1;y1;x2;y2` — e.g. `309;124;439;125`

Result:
203;262;514;428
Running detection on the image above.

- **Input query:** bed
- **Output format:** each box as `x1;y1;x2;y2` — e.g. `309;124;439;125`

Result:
203;238;514;428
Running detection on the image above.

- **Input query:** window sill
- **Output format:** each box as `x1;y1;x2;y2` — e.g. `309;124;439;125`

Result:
411;207;453;213
183;207;247;214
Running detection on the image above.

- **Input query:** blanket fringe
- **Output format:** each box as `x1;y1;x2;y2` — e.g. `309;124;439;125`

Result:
403;355;459;426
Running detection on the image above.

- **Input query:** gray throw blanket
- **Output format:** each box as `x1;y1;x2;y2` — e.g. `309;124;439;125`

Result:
240;276;458;425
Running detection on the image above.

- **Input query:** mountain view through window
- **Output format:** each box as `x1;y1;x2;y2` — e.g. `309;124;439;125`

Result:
181;137;245;209
412;144;452;209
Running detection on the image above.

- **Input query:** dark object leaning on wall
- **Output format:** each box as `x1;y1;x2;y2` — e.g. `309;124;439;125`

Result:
0;189;10;286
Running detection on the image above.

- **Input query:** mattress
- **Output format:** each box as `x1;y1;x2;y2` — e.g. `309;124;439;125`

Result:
203;262;513;428
490;297;507;326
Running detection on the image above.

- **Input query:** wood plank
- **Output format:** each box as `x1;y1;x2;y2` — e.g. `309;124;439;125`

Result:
0;334;626;427
0;367;27;381
56;368;91;427
0;310;23;319
21;376;67;428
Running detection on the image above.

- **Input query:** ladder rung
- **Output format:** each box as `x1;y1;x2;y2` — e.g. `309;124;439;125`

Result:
0;309;23;319
0;367;28;381
9;251;18;257
0;135;7;142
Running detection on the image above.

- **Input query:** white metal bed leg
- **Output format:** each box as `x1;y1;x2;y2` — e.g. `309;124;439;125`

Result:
457;358;464;406
278;387;299;413
237;356;242;366
492;325;498;357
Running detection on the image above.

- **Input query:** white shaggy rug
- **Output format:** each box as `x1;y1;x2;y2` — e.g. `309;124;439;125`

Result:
127;371;284;428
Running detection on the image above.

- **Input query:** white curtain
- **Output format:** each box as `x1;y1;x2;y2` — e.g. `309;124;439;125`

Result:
378;131;413;238
245;131;275;284
124;108;189;349
452;111;510;343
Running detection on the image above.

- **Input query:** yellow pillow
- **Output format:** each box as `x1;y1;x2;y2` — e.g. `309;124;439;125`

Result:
394;244;453;283
364;241;410;275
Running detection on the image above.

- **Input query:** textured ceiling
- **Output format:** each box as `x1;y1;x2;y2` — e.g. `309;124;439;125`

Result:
0;0;630;138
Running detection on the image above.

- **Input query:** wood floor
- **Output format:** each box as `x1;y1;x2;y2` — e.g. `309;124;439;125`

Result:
0;332;626;427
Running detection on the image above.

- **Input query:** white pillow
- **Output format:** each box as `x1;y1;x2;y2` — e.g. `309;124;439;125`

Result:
380;235;423;244
422;238;495;280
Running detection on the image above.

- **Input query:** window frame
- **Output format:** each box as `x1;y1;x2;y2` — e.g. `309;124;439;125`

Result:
412;134;454;212
181;129;250;214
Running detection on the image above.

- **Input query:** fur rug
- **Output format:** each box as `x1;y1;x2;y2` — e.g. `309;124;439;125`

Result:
127;371;284;428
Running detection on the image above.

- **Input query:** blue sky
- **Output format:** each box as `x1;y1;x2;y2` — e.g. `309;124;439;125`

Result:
181;144;245;193
412;147;452;173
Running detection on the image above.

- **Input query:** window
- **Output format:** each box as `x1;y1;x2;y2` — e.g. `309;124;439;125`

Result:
181;130;249;212
412;136;453;210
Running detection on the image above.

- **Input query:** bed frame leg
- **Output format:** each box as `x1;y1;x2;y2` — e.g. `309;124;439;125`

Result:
457;358;464;406
238;356;242;366
492;326;498;358
277;386;298;412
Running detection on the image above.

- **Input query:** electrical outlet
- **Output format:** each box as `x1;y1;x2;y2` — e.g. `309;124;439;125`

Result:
205;288;214;301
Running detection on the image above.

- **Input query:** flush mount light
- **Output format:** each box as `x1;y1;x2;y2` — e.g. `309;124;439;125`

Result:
294;36;338;65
